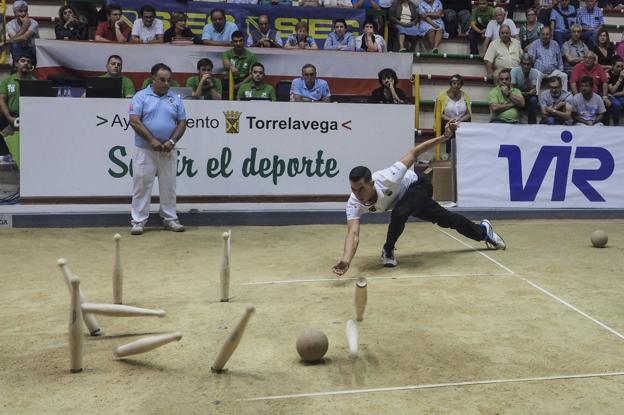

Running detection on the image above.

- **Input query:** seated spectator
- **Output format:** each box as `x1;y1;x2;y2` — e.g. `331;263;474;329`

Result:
324;19;355;51
433;74;471;143
223;31;257;89
0;54;35;161
482;7;518;54
607;60;624;125
389;0;420;52
550;0;577;48
202;9;238;46
5;1;39;65
519;8;542;50
570;52;609;100
418;0;445;53
55;5;88;40
488;68;525;123
290;64;331;102
356;19;386;52
186;58;222;100
285;21;318;49
100;55;136;98
539;75;573;125
247;15;283;48
469;0;494;55
483;25;522;83
528;26;568;93
95;3;130;43
536;0;553;27
511;53;540;124
352;0;381;10
130;5;163;44
577;0;603;49
572;76;606;125
237;63;276;101
141;77;180;89
591;29;616;72
617;33;624;61
371;68;407;104
442;0;471;38
164;12;201;44
562;24;589;74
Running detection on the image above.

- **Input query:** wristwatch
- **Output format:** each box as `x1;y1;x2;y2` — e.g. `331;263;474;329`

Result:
169;139;176;146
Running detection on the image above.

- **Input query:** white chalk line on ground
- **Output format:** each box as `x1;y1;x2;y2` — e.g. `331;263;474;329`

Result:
241;371;624;401
437;229;624;341
239;272;512;286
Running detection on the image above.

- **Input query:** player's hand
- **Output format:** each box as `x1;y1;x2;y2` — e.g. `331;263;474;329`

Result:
444;120;459;139
332;260;349;276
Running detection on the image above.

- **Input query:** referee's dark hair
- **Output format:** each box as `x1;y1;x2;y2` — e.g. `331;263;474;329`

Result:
349;166;372;183
151;63;172;75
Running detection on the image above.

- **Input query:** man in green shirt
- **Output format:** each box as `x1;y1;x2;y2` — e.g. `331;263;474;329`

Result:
186;58;222;100
469;0;494;55
223;30;256;91
488;68;525;123
0;54;36;160
100;55;136;98
237;62;276;101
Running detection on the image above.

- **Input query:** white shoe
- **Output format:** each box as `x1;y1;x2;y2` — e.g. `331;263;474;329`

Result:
481;219;506;250
380;248;397;267
130;223;144;235
164;220;185;232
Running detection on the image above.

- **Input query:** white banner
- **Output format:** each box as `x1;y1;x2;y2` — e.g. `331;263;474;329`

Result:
457;123;624;208
20;98;413;198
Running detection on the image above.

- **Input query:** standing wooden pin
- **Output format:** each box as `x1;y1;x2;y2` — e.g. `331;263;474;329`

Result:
355;278;367;322
69;276;83;373
211;305;255;373
113;233;123;304
219;230;231;302
114;332;183;358
57;258;102;336
345;319;359;356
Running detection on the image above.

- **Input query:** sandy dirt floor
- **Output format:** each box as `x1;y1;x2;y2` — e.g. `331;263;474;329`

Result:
2;220;624;414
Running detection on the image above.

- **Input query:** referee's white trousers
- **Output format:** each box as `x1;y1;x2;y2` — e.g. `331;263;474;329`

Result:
131;146;178;225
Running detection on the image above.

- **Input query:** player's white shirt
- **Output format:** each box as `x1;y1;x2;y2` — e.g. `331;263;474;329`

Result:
346;161;418;221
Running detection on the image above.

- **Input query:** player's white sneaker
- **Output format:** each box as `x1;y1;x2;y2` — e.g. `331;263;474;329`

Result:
164;219;185;232
481;219;506;250
130;222;144;236
380;248;397;267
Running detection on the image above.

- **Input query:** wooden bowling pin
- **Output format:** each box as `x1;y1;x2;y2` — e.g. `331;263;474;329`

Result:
57;258;102;336
69;276;83;373
113;233;123;304
219;230;231;302
81;303;166;317
211;305;255;373
113;332;183;358
355;278;367;321
345;319;359;356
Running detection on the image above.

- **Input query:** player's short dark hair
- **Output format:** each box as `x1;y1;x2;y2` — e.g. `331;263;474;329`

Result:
151;62;172;75
107;54;122;64
197;58;213;70
139;5;156;16
579;76;594;87
349;166;372;183
251;62;265;72
231;30;245;41
378;68;398;84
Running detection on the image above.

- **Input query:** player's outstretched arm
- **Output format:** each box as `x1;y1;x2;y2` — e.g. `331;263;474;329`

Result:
332;219;361;276
399;120;457;169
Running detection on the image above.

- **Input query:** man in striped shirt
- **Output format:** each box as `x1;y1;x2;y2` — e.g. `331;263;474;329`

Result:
577;0;603;48
528;26;568;94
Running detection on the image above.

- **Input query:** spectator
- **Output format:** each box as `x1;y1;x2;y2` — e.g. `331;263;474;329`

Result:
352;0;381;10
539;75;574;124
607;60;624;125
550;0;577;48
5;1;39;65
442;0;471;38
356;19;386;52
223;31;257;90
389;0;420;52
130;5;163;44
324;19;355;51
617;33;624;61
562;23;589;74
418;0;445;53
186;58;222;100
202;9;238;46
468;0;494;55
488;68;525;123
371;68;407;104
164;12;202;44
572;75;606;125
55;5;88;40
290;64;331;102
285;21;318;49
577;0;603;49
433;74;471;142
129;63;187;235
482;7;518;54
519;8;542;50
536;0;554;27
528;26;568;93
247;15;283;48
511;53;540;124
100;55;136;98
591;29;616;71
570;52;608;99
483;25;522;83
95;3;130;43
0;54;35;161
237;62;276;101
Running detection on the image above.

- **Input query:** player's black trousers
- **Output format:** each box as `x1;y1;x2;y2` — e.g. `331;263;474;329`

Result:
383;177;487;253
